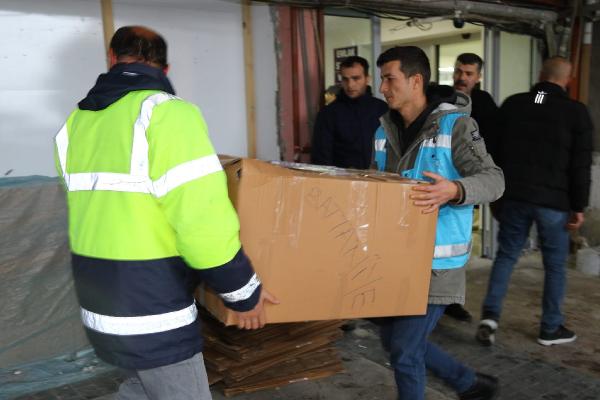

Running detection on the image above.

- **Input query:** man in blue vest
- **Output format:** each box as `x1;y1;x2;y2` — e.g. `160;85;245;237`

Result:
373;46;504;400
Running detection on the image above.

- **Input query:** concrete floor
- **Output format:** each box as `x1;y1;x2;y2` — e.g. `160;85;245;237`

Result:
13;252;600;400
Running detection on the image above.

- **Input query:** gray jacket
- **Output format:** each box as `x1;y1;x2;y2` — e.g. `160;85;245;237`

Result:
375;91;504;304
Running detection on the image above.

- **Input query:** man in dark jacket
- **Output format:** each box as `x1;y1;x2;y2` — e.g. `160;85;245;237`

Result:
445;53;500;323
453;53;499;146
311;56;388;169
476;56;593;347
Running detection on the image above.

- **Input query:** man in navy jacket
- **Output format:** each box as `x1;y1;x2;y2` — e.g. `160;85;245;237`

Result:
311;56;388;169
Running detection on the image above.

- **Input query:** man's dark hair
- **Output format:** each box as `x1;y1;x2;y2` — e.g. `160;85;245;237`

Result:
376;46;430;93
456;53;483;72
110;26;168;68
340;56;369;76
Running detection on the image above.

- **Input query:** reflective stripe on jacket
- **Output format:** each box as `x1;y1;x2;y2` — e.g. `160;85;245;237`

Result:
374;112;473;270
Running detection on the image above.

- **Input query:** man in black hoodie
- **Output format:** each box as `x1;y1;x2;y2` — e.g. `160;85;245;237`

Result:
476;57;593;347
311;56;388;169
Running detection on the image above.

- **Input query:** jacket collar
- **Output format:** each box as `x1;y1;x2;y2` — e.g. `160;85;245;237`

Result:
419;90;471;139
78;63;176;111
531;81;567;97
336;85;374;104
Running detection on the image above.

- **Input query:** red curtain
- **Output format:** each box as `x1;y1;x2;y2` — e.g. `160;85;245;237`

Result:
274;6;324;162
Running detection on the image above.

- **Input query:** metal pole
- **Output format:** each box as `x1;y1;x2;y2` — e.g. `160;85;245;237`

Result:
371;15;382;99
481;27;500;259
491;29;501;103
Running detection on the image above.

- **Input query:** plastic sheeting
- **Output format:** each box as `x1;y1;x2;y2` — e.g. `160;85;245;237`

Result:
0;177;89;369
1;348;114;399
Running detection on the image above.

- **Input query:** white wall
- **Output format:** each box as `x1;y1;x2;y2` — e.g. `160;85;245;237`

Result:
324;15;372;88
0;0;279;177
0;0;105;177
499;31;532;102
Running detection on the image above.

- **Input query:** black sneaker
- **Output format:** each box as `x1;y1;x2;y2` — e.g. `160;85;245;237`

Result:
459;373;499;400
537;325;577;346
444;303;473;322
476;319;498;346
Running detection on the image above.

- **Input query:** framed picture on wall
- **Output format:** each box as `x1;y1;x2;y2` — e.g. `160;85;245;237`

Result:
334;46;358;84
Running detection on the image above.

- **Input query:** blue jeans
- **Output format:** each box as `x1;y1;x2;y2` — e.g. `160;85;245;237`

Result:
482;200;569;332
380;304;475;400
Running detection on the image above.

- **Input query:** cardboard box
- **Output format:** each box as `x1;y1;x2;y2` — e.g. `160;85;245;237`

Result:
198;158;437;325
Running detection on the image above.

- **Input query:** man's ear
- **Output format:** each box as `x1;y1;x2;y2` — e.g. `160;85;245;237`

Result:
162;64;170;75
412;74;423;91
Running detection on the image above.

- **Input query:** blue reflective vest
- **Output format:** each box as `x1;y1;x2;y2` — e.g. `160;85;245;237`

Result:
374;112;473;269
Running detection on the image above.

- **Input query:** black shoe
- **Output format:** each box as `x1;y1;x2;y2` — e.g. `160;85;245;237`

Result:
476;319;498;347
444;303;473;322
537;325;577;346
459;373;499;400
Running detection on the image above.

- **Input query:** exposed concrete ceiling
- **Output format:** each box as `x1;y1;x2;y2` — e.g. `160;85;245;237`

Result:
256;0;568;37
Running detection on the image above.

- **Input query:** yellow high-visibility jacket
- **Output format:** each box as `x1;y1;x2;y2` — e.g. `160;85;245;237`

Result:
55;88;260;370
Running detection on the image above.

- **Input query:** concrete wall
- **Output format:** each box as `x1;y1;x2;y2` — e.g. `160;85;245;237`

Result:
0;0;279;177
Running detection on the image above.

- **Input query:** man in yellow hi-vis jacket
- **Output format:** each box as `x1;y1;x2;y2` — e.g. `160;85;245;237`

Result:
55;26;278;400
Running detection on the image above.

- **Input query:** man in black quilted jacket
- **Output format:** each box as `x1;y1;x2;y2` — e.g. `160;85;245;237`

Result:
476;56;594;347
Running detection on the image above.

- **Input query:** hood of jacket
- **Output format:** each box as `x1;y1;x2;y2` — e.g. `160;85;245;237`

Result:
78;62;176;111
424;85;472;134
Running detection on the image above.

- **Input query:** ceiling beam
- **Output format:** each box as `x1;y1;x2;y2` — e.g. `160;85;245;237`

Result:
254;0;558;23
